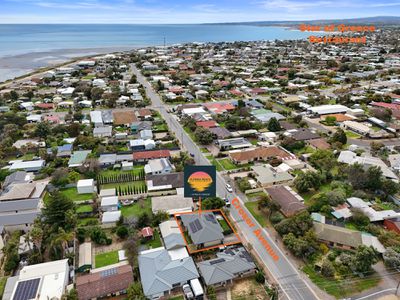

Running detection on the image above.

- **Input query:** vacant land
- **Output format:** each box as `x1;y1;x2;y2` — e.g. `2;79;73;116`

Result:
121;197;152;218
231;277;268;300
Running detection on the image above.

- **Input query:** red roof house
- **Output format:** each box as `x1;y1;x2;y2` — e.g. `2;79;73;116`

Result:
132;150;171;161
196;120;218;129
141;227;154;238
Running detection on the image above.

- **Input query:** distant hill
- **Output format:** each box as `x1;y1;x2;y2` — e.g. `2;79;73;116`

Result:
207;16;400;26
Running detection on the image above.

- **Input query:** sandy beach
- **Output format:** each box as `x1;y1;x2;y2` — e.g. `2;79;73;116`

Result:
0;46;135;83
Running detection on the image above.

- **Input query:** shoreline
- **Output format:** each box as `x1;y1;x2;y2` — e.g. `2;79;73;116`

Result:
0;46;140;83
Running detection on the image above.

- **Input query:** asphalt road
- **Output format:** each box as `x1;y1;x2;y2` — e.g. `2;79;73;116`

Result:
132;65;321;300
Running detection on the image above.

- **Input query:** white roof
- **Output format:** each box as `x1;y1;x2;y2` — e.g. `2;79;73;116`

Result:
102;211;121;223
77;179;94;187
10;160;45;171
361;233;386;253
347;197;371;208
90;111;103;124
78;242;92;267
168;247;189;261
101;196;118;207
99;188;116;197
182;107;206;115
308;104;348;115
118;250;127;261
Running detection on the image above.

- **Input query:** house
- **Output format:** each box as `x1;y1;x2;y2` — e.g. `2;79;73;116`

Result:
133;150;171;162
195;90;209;100
266;185;306;217
197;247;256;287
181;107;207;116
99;188;116;198
140;129;153;140
129;139;155;151
203;102;235;114
250;109;285;123
146;172;184;192
384;218;400;234
346;197;400;222
100;196;119;212
338;151;398;181
3;259;69;300
144;158;173;175
56;144;73;157
251;164;294;187
307;104;349;116
77;179;94;194
76;263;133;300
159;220;186;250
90;111;103;127
180;212;224;247
209;127;232;139
102;211;121;226
93;126;112;138
217;137;252;151
122;161;133;171
313;222;385;253
307;138;331;150
286;128;320;141
78;242;92;272
9;160;45;172
2;171;30;188
13;139;45;149
98;154;117;167
131;121;152;133
152;194;194;215
141;227;154;240
0;198;40;232
229;146;295;165
340;121;372;136
68;150;91;168
138;247;199;299
196;120;218;129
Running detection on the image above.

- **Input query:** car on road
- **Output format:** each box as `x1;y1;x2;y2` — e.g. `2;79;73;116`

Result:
190;153;195;158
226;183;233;193
223;197;230;207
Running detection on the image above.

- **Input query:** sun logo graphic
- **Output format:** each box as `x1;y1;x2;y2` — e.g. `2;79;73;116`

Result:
187;171;213;192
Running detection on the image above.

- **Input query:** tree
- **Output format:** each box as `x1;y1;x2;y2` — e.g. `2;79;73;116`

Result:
294;171;323;193
30;225;44;260
35;122;51;139
321;259;335;277
309;149;336;171
237;178;251;192
330;128;347;145
351;245;378;273
116;226;129;239
383;247;400;269
326;188;346;206
90;226;112;245
127;282;144;299
202;197;225;210
365;166;383;191
194;127;214;145
207;286;217;300
151;211;169;227
351;208;370;228
123;236;138;267
275;211;313;237
267;117;282;132
62;289;78;300
280;136;305;152
51;168;70;187
42;191;75;231
136;212;151;228
255;272;265;283
324;116;337;126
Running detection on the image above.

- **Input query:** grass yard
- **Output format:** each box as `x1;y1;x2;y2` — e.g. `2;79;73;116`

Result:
244;201;268;228
206;155;223;172
77;217;99;227
302;265;380;299
168;296;184;300
99;167;144;178
141;230;162;249
218;218;232;233
121;197;152;218
95;250;119;268
153;123;168;132
246;191;267;200
0;277;8;299
218;158;237;170
345;130;362;139
76;204;93;214
60;188;93;202
200;147;210;153
100;181;147;195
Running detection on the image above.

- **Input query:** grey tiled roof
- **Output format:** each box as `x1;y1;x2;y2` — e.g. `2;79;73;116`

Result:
138;248;198;298
180;213;224;245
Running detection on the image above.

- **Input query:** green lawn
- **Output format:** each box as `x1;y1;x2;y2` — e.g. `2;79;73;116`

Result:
168;296;184;300
206;155;223;172
141;230;162;248
244;201;268;228
218;158;237;170
302;265;380;299
121;197;152;218
95;250;119;268
293;145;315;155
0;277;8;299
99;167;144;178
100;181;147;195
76;204;93;214
218;218;232;233
77;217;99;227
153;123;168;132
60;188;93;202
345;130;362;139
200;147;210;153
246;191;267;200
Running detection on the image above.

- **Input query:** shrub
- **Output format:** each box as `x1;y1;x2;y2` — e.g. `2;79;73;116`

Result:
255;271;265;284
116;226;129;239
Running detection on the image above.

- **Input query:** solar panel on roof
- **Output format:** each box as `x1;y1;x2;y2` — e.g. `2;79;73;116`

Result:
209;258;225;265
101;268;118;277
13;278;40;300
189;222;197;233
194;219;203;231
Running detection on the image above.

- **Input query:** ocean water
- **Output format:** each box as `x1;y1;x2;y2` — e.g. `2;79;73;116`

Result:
0;24;312;82
0;24;311;57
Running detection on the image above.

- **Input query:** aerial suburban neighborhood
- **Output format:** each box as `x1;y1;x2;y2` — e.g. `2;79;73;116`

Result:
1;24;400;300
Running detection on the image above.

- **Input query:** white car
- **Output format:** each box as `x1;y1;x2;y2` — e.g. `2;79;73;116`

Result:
226;184;233;193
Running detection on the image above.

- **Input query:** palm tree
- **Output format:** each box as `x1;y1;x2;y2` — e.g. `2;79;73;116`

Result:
50;229;74;259
30;225;44;260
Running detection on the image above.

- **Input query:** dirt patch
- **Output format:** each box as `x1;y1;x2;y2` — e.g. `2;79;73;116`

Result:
230;278;268;300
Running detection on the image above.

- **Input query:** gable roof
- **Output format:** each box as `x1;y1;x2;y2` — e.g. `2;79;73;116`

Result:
133;150;171;160
229;146;294;162
113;109;138;125
138;247;199;297
3;171;28;188
197;247;256;285
180;213;224;245
146;172;184;189
290;128;319;141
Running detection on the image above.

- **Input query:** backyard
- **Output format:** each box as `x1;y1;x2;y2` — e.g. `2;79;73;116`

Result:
141;230;162;249
100;181;147;196
77;217;99;227
121;197;152;218
244;201;268;228
95;250;119;268
60;187;93;202
76;204;93;214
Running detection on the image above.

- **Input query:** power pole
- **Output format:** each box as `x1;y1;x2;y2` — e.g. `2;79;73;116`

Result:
163;36;166;48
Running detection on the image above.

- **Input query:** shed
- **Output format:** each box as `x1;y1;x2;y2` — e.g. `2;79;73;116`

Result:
77;179;94;194
100;196;119;212
78;242;92;272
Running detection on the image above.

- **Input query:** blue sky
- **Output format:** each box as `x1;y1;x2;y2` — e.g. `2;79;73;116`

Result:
1;0;399;23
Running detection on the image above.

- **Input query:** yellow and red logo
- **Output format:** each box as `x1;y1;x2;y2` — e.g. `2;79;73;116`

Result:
187;171;213;192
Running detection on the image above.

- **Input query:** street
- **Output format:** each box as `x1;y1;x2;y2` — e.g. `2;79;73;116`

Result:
132;65;322;300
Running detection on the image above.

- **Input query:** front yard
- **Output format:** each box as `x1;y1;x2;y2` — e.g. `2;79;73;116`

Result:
95;250;119;268
244;201;268;228
218;158;237;170
231;277;269;300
